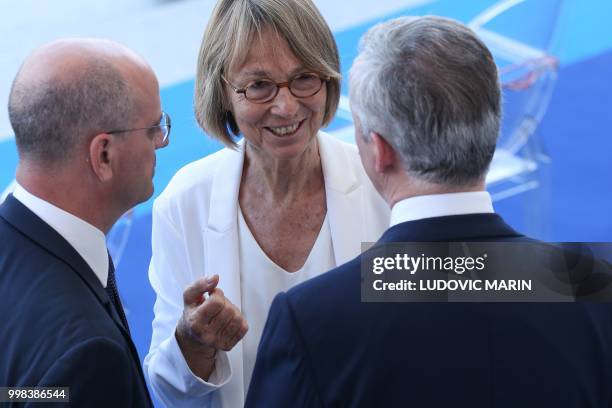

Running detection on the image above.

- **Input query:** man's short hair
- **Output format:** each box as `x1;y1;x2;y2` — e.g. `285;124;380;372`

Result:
350;16;501;186
194;0;341;148
8;58;134;164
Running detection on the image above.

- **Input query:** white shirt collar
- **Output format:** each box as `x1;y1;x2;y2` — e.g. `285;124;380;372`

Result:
12;184;109;288
390;191;494;227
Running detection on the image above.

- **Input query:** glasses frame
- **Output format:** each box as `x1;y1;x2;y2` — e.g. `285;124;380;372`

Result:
221;74;328;104
107;111;171;147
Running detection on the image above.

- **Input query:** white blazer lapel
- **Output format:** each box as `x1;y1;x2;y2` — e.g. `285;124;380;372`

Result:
203;142;246;407
204;142;244;307
318;133;365;265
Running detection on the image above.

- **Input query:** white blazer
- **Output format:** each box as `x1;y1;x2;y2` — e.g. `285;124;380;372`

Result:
144;132;389;407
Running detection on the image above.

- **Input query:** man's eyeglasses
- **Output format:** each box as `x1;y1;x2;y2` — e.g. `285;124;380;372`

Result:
107;111;171;147
222;73;328;104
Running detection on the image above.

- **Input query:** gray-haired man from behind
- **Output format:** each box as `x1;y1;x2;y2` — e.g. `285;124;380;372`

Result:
246;16;612;407
0;38;171;406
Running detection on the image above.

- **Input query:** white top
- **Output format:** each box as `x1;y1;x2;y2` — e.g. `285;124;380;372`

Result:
12;183;109;287
390;191;494;227
238;209;335;394
144;133;389;408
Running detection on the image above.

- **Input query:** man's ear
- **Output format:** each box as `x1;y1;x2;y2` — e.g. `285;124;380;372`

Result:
370;132;397;174
88;133;114;182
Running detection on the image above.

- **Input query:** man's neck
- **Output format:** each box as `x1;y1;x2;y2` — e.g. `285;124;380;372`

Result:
16;164;113;233
384;175;486;208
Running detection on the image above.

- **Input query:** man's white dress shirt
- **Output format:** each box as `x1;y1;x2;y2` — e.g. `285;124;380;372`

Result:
12;184;109;287
390;191;494;227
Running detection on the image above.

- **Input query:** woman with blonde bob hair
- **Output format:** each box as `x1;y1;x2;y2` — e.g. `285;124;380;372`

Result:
145;0;388;406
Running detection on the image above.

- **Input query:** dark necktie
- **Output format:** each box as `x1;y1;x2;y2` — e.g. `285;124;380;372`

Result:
106;255;131;335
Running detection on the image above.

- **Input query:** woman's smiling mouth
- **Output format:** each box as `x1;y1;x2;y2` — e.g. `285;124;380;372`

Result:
265;120;303;136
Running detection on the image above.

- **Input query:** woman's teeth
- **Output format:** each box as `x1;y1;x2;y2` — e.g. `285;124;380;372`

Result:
268;122;300;135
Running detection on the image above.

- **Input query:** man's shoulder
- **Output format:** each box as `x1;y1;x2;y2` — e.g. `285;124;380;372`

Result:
0;214;60;272
0;233;112;328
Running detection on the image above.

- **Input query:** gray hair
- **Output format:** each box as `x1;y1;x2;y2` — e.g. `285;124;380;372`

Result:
349;16;501;186
8;58;134;164
194;0;341;148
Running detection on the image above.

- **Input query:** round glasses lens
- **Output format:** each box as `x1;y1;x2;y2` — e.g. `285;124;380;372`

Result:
160;113;170;142
245;80;277;102
290;74;322;96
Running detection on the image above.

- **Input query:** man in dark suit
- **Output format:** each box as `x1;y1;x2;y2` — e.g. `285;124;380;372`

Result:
246;16;612;407
0;38;170;406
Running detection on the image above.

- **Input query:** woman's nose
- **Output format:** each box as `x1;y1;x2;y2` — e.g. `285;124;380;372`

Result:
270;86;300;117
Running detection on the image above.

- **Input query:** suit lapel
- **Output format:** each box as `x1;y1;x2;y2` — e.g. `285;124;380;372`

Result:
103;292;151;403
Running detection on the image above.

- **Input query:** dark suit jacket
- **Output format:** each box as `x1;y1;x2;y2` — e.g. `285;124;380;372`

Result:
246;213;612;407
0;195;152;407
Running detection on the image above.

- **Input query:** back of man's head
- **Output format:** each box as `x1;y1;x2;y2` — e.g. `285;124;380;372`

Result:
349;16;501;187
8;39;136;167
7;39;162;232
